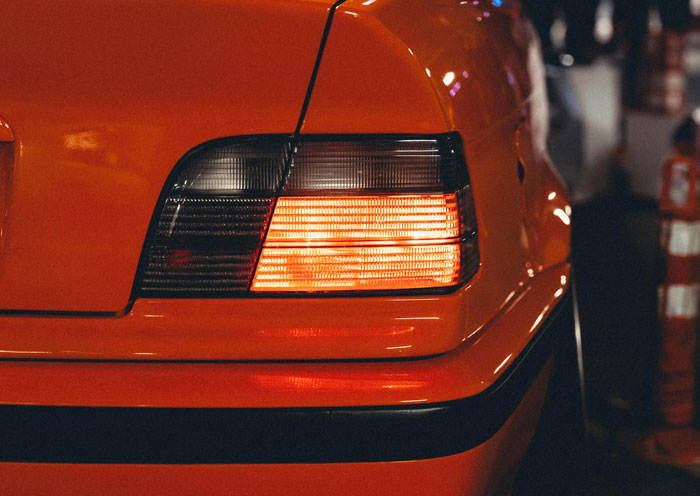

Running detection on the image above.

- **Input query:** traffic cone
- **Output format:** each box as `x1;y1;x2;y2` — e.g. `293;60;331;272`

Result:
632;154;700;466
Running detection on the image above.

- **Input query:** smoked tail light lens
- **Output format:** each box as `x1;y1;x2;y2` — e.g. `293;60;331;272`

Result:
136;134;478;297
139;138;289;296
140;197;275;294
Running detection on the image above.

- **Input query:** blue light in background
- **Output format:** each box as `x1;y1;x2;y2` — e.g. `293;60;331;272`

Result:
492;0;502;6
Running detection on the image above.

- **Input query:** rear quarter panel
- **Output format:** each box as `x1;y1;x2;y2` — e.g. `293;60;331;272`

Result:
303;0;570;344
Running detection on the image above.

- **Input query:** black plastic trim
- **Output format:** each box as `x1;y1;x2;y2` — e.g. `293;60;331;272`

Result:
0;307;131;319
0;352;444;365
0;293;572;464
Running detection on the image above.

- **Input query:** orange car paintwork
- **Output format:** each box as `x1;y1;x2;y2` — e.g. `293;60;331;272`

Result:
0;359;550;496
0;263;567;362
0;264;566;407
0;0;569;362
0;0;571;494
0;0;331;312
303;0;569;342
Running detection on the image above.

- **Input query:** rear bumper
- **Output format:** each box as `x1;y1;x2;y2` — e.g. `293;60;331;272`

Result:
0;397;544;496
0;265;571;493
0;291;570;465
0;361;556;496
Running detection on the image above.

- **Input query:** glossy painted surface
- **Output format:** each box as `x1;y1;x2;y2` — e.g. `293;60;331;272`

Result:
0;0;331;311
0;0;570;361
0;358;551;496
0;0;570;377
0;1;570;494
0;264;567;405
303;0;570;345
0;0;569;360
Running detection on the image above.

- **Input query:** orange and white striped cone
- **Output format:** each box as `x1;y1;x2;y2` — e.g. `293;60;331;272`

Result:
656;220;700;426
634;155;700;466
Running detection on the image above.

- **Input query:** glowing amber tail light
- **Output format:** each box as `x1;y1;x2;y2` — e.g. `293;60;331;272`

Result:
251;194;472;292
263;195;461;245
136;133;478;297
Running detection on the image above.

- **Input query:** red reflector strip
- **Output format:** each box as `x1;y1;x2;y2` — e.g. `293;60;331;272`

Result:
251;245;463;291
265;195;461;245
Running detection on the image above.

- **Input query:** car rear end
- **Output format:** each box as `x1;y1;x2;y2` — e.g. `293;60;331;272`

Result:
0;0;571;494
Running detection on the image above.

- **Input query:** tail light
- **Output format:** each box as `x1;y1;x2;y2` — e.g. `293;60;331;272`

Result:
137;134;478;296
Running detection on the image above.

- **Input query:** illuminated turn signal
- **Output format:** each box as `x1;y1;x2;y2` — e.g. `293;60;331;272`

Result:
251;193;475;292
264;195;461;245
252;245;462;291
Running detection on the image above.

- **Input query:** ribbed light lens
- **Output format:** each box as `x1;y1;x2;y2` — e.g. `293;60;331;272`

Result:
140;197;275;295
138;137;289;296
283;135;467;193
251;191;477;293
171;137;290;194
264;195;461;245
136;133;478;296
252;245;464;291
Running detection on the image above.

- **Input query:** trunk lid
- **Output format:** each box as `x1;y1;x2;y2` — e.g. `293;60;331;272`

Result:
0;0;331;311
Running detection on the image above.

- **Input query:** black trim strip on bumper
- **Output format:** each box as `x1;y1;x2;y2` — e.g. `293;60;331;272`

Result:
0;293;572;464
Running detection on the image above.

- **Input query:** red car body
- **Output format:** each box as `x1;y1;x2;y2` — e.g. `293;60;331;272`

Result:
0;0;571;494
